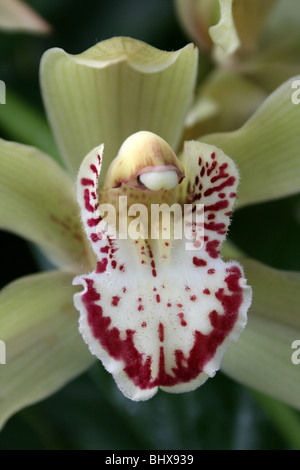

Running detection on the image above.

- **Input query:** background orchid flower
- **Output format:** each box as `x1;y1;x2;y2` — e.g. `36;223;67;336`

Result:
0;0;51;34
175;0;300;136
0;2;299;448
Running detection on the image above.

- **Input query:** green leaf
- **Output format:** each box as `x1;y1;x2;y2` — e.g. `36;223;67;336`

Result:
252;391;300;450
221;258;300;410
40;37;198;178
11;367;287;449
202;75;300;207
0;270;94;430
0;139;92;270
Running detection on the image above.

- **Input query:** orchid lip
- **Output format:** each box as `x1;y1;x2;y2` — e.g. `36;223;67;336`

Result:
73;137;253;402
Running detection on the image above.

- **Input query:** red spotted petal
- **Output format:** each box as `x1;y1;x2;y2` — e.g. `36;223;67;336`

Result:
73;138;252;401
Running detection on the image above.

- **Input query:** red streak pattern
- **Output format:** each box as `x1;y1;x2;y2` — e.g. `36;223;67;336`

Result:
158;323;164;342
76;143;246;396
204;176;235;197
112;296;120;307
81;178;94;187
96;258;108;273
82;266;243;390
193;257;207;267
206;240;220;259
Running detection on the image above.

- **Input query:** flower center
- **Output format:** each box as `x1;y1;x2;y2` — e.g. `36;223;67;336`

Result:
97;131;185;262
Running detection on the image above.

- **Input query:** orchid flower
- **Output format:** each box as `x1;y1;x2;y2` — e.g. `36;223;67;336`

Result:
0;0;51;34
175;0;300;136
73;130;251;400
0;37;300;429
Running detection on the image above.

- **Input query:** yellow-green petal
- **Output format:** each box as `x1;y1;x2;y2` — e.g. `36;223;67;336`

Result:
40;37;198;178
231;0;277;54
210;0;277;60
209;0;240;59
202;75;300;207
0;139;91;270
222;258;300;410
257;0;300;73
183;68;267;139
174;0;220;49
0;270;94;429
238;0;300;92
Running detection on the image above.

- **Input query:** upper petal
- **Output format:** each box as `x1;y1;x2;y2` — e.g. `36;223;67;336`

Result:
40;37;198;177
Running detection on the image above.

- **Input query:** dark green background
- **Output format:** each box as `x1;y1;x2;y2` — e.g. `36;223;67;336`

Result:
0;0;299;450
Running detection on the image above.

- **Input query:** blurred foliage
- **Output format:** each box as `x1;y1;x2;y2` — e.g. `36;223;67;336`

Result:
0;365;289;450
0;0;299;450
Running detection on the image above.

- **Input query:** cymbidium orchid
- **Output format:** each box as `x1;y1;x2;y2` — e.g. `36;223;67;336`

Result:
0;36;300;429
175;0;300;136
